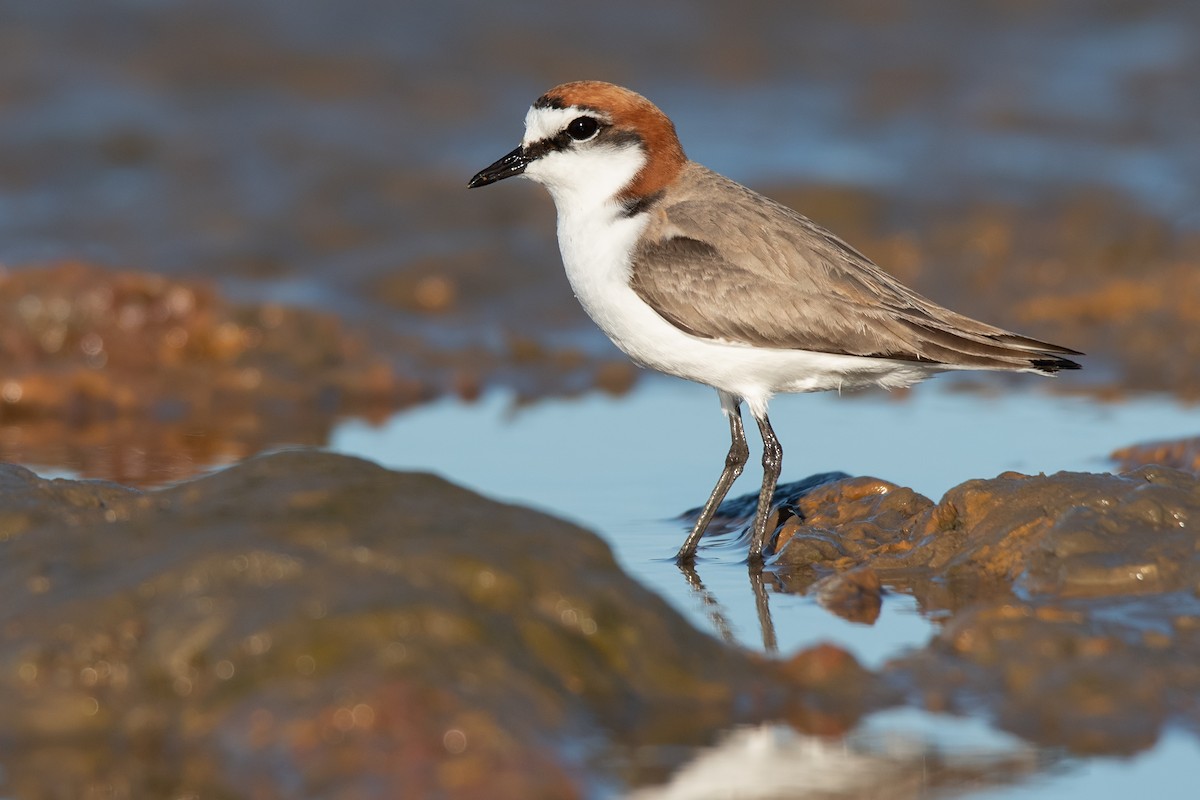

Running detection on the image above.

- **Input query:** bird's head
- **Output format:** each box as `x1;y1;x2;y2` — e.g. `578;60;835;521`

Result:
469;81;686;214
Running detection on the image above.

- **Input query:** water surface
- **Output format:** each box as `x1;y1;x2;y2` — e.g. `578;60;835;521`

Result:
333;377;1197;657
332;377;1200;797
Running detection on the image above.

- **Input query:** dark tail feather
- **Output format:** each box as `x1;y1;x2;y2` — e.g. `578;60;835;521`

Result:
1031;354;1083;374
894;318;1085;373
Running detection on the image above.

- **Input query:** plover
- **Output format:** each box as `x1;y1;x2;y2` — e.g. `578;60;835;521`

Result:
469;81;1082;565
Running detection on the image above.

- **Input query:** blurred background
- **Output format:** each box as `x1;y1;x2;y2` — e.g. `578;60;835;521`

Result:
1;0;1198;484
3;2;1200;798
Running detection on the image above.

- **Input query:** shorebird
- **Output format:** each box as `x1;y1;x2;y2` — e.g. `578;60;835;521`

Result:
468;81;1081;565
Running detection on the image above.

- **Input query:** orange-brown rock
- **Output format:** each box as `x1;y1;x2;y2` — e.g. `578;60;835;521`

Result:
756;462;1200;754
1112;436;1200;475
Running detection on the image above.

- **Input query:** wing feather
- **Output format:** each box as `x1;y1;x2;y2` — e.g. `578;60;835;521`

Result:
630;165;1081;373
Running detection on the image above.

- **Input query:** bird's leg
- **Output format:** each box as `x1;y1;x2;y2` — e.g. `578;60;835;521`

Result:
748;413;782;564
675;393;748;564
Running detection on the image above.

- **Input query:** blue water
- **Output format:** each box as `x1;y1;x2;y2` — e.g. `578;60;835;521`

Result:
332;376;1197;656
331;376;1199;797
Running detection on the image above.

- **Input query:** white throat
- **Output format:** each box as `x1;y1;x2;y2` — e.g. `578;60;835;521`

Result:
516;107;651;362
519;106;647;213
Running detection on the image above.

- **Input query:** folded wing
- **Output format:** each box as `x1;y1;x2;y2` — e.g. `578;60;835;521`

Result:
630;166;1081;374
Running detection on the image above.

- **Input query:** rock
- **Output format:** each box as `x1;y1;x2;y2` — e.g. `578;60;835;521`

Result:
773;477;931;569
768;466;1200;598
680;472;850;537
1113;435;1200;475
909;466;1200;596
0;264;639;489
0;263;431;485
0;451;793;797
752;465;1200;754
8;446;1200;793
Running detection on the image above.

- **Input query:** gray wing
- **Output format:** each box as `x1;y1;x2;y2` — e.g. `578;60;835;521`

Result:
630;166;1081;372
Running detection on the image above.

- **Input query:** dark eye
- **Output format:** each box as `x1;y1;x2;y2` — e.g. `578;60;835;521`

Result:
566;116;600;141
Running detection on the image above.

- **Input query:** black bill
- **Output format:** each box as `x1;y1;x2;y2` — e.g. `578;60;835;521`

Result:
467;146;529;188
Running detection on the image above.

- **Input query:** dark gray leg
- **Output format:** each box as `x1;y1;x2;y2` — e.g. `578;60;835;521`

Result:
748;412;782;563
675;391;749;564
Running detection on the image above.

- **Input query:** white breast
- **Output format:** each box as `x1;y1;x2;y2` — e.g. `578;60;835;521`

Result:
553;203;939;417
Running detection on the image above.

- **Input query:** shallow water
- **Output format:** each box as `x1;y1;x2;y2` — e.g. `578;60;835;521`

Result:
332;376;1199;798
635;716;1200;800
333;376;1197;655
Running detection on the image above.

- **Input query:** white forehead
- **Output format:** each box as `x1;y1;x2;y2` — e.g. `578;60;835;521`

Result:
522;105;603;146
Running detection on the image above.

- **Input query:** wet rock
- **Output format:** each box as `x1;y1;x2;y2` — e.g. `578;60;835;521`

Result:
1015;259;1200;399
682;472;850;537
774;477;932;569
726;463;1200;754
0;263;634;488
0;262;430;484
1113;435;1200;475
687;347;1200;787
770;467;1200;599
0;451;801;797
907;467;1200;597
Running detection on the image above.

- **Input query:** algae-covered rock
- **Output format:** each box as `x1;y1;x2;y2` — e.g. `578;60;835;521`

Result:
1113;435;1200;475
761;465;1200;754
773;466;1200;598
0;451;783;797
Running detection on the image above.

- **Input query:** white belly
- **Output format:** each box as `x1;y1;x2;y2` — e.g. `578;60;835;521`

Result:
554;206;939;417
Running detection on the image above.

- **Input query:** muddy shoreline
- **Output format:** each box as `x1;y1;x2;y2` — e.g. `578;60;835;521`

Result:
2;447;1198;796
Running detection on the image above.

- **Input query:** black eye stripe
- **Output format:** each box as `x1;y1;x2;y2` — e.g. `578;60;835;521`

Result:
523;118;643;162
522;133;570;160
